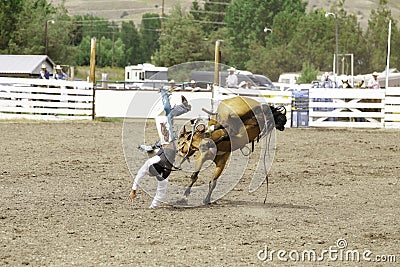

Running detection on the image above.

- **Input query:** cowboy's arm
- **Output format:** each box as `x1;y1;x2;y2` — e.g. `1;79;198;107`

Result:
128;155;161;201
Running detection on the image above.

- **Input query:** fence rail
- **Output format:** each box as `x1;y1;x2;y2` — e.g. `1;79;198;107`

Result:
0;77;93;120
384;87;400;128
308;88;386;128
1;77;400;129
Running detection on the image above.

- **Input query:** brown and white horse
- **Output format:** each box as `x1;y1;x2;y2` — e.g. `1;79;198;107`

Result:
177;96;287;204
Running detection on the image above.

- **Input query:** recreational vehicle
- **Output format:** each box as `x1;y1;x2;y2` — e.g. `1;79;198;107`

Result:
125;63;168;89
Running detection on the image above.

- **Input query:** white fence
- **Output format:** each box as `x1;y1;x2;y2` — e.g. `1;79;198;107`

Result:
308;88;400;128
94;89;213;119
309;88;385;128
0;77;93;120
94;86;293;127
1;76;400;129
384;87;400;128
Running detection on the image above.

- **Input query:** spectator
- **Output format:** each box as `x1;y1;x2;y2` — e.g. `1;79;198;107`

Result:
321;72;334;88
238;80;252;89
185;80;201;91
53;65;68;80
168;80;181;92
39;64;50;79
226;67;238;88
367;72;380;89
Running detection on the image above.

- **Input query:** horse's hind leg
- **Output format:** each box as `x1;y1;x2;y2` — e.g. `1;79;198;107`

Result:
204;179;217;204
204;152;230;204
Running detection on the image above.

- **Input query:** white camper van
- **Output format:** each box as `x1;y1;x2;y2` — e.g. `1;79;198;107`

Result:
278;73;300;84
125;63;168;89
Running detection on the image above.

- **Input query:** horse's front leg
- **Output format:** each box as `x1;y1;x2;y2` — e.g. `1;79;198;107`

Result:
184;152;207;197
204;152;230;204
184;171;199;197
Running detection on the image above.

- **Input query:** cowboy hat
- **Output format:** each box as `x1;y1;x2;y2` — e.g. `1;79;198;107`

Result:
228;67;236;72
55;65;62;70
41;64;46;69
372;71;379;76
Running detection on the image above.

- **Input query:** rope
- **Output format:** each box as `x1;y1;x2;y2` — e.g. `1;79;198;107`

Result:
263;174;269;204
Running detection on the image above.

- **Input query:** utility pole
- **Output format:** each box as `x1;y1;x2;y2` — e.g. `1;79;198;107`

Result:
112;30;115;68
97;33;101;66
161;0;165;34
44;19;55;55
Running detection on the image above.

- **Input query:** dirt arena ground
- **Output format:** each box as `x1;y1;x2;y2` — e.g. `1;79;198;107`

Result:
1;121;399;266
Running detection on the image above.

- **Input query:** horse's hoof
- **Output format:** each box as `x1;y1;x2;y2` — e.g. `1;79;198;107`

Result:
174;198;188;206
184;188;191;197
203;199;211;205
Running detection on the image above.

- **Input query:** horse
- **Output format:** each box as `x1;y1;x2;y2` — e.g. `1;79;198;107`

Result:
340;80;352;88
176;96;287;204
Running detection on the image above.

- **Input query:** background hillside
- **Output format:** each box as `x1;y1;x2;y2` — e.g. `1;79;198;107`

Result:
51;0;400;29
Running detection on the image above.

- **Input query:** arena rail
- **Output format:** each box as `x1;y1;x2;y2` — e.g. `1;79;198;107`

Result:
308;88;386;128
2;77;400;129
0;77;94;120
384;87;400;128
94;86;293;128
94;88;213;119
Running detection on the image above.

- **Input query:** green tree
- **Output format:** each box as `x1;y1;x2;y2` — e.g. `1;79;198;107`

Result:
297;62;319;83
365;0;399;73
246;43;295;81
190;0;230;35
0;0;23;51
329;0;368;75
140;13;161;63
47;4;78;65
224;0;306;69
154;5;206;66
73;14;116;41
8;0;56;55
120;21;142;65
96;36;126;67
7;0;76;65
75;36;91;66
288;10;335;73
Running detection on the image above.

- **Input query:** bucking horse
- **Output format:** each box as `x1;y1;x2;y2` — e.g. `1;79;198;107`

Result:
176;96;287;204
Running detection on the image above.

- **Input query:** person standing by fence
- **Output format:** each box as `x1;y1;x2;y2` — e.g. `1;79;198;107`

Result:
53;65;68;80
321;72;335;88
226;67;238;88
368;72;380;89
39;64;50;79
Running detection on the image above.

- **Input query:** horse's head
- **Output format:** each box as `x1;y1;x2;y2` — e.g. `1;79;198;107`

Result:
270;105;287;131
341;80;352;88
177;122;206;161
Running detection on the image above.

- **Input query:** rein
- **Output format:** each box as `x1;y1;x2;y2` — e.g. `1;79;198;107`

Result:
182;118;200;160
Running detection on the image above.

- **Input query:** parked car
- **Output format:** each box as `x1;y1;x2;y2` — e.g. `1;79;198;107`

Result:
190;71;275;90
248;74;276;90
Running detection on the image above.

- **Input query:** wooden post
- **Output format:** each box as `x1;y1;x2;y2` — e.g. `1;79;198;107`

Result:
89;38;96;83
70;66;75;81
214;40;221;86
161;0;165;34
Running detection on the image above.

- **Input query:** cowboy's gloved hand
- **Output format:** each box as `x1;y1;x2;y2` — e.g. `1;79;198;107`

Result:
128;189;136;201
